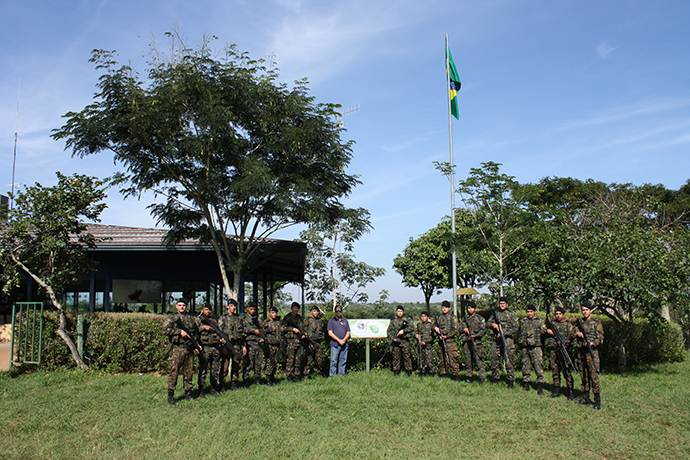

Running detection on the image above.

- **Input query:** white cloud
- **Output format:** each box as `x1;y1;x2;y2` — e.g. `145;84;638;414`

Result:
595;40;616;59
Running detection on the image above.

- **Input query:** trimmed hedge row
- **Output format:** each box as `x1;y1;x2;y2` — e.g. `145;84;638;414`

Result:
29;311;685;373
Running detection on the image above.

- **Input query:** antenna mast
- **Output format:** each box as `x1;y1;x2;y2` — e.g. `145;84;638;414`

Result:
11;80;20;210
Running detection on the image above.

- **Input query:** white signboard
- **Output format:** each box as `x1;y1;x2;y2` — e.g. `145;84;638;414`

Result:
349;319;389;339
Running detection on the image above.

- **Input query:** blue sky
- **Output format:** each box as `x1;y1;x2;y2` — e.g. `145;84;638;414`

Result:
2;0;690;303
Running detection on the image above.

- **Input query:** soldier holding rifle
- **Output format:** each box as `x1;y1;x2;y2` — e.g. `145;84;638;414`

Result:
219;299;245;391
416;311;436;376
461;301;487;384
283;302;306;382
487;296;519;388
196;303;225;398
434;300;462;381
575;302;604;410
163;298;199;405
387;305;414;376
242;302;265;386
545;306;575;400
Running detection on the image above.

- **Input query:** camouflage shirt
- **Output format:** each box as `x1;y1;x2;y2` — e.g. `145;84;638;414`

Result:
282;313;304;341
417;321;436;344
218;312;243;341
163;312;198;347
519;316;545;347
576;317;604;349
262;317;283;346
461;313;486;342
544;318;574;349
304;316;325;341
487;309;519;338
388;316;414;342
195;314;222;346
242;314;262;343
435;312;459;338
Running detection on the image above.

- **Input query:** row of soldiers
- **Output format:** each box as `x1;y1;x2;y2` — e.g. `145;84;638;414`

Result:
386;298;604;410
163;298;325;405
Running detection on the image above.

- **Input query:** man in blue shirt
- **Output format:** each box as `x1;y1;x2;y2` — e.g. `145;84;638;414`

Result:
327;306;351;376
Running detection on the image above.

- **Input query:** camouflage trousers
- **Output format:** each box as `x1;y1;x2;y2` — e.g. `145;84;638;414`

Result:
463;341;486;380
304;343;324;376
198;345;222;388
418;344;436;375
578;348;601;394
220;342;244;384
489;337;515;382
436;339;461;376
549;348;573;388
168;345;194;392
285;340;304;377
391;341;413;372
243;341;265;381
521;345;544;383
264;343;280;377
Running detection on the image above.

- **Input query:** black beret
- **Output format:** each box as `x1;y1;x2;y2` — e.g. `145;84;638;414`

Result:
526;304;537;312
466;301;477;308
269;306;278;312
441;300;451;308
555;307;566;314
499;297;508;303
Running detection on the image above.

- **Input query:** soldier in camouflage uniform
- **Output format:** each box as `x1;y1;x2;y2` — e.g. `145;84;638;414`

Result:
163;298;199;405
387;306;414;376
545;306;575;399
195;303;225;398
242;302;266;386
461;301;486;384
434;300;461;380
282;302;306;382
487;296;519;388
219;299;245;391
262;306;283;387
574;301;604;410
519;304;546;394
303;306;325;378
415;311;436;376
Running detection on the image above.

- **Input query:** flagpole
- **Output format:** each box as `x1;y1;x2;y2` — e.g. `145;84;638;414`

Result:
445;34;458;316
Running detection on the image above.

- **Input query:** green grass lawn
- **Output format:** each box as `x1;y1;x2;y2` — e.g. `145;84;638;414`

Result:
1;358;689;460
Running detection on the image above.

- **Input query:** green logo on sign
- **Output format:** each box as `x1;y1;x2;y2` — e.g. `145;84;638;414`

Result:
370;325;379;333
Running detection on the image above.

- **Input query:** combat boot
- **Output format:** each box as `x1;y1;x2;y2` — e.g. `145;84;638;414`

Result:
407;371;412;377
230;381;239;391
593;393;601;410
507;380;514;389
567;387;575;400
287;376;294;383
184;390;194;400
576;392;591;405
523;382;530;391
393;370;400;376
453;375;462;382
537;383;544;395
167;390;176;405
295;376;302;383
209;379;219;395
254;377;261;386
198;388;206;399
479;378;485;385
219;382;226;394
548;387;561;398
267;375;275;387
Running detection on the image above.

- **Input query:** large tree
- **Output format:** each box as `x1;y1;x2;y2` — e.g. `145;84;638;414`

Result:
52;34;360;299
456;162;534;296
300;208;384;310
0;173;107;368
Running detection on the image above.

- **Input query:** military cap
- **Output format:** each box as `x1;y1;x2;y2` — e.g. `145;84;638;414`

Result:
441;300;451;308
526;304;537;312
396;305;404;311
498;296;509;303
555;306;566;314
466;301;477;308
581;301;592;309
311;305;320;311
269;306;278;312
177;298;189;305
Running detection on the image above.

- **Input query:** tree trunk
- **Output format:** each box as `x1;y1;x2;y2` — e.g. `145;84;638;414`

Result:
660;304;671;322
11;254;87;368
616;321;632;373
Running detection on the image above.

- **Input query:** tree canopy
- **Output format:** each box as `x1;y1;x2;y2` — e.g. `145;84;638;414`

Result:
0;173;107;368
52;34;360;298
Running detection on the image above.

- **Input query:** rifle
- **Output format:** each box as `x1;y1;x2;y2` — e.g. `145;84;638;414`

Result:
492;310;511;366
545;305;576;373
251;315;270;357
377;320;409;366
434;316;451;374
285;314;317;352
174;317;204;359
576;318;599;373
198;314;232;358
417;322;423;376
460;303;479;359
